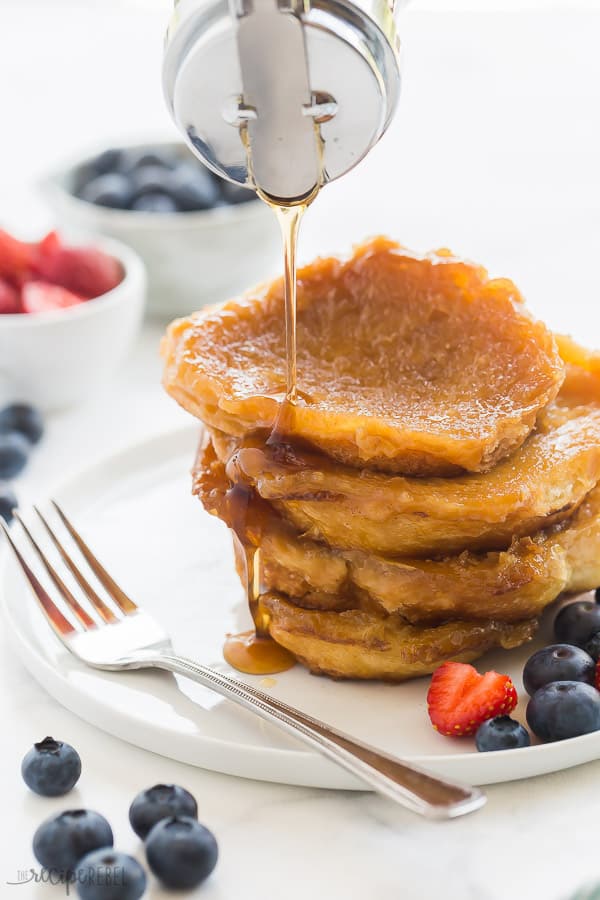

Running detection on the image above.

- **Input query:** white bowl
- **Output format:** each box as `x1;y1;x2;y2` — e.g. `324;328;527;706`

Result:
40;142;280;318
0;237;146;411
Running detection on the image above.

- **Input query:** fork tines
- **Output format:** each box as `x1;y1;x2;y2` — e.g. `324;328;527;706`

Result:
1;502;138;640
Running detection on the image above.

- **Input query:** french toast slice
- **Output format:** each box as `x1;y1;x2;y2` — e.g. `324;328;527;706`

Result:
163;237;563;476
194;438;600;625
259;594;537;681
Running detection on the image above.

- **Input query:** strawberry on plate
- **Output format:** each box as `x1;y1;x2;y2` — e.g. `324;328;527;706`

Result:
35;232;122;298
0;229;35;283
427;661;518;737
0;277;21;314
22;281;84;314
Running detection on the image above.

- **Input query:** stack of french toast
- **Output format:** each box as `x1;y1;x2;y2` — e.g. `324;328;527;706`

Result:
162;237;600;680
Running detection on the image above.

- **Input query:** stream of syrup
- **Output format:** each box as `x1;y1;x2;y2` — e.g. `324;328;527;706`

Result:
222;182;319;675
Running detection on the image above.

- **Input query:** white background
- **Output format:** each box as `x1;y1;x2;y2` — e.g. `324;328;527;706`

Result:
2;2;600;898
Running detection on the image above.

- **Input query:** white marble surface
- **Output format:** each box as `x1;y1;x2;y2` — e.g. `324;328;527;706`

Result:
3;2;600;898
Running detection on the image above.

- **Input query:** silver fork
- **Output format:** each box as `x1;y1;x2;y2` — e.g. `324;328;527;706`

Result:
1;502;486;819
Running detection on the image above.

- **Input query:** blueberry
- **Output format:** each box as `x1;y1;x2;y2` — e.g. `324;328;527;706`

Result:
128;783;197;839
79;174;132;210
167;163;220;211
595;587;600;603
130;192;178;213
220;179;257;205
33;809;113;874
475;716;531;752
0;482;17;523
0;402;44;444
527;681;600;742
585;632;600;662
75;849;146;900
145;816;218;889
22;736;81;796
523;643;595;696
91;149;124;177
554;600;600;648
0;432;29;479
118;148;177;173
129;165;172;201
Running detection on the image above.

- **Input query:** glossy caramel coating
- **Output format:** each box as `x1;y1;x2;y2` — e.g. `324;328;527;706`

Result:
194;439;600;625
260;594;537;681
163;237;563;476
208;382;600;557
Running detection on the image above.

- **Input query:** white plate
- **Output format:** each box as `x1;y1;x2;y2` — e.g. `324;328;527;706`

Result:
2;426;600;789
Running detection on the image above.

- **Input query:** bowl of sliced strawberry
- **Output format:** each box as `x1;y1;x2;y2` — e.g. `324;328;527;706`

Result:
0;228;145;409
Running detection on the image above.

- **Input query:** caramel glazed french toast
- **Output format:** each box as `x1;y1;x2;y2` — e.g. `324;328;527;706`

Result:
163;237;600;680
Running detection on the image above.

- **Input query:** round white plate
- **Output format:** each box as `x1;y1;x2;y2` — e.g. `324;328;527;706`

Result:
2;426;599;788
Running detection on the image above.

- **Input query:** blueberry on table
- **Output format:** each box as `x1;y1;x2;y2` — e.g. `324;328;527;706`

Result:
554;600;600;648
129;783;197;839
526;681;600;742
0;402;44;444
130;192;178;213
22;736;81;796
220;179;257;204
523;643;595;696
33;809;113;873
0;482;17;523
475;716;531;752
0;432;29;479
168;162;220;211
79;174;132;210
145;816;218;889
75;849;146;900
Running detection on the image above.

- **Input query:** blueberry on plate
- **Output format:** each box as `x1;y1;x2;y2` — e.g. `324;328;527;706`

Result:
595;587;600;603
167;163;220;211
75;849;146;900
130;192;178;213
33;809;113;874
526;681;600;742
523;643;595;696
475;716;531;752
0;482;17;523
0;403;44;444
0;432;29;479
145;816;218;889
585;632;600;662
79;174;132;210
554;600;600;648
22;736;81;796
128;783;197;839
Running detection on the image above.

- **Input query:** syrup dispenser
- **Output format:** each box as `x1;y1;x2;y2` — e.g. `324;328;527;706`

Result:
163;0;405;203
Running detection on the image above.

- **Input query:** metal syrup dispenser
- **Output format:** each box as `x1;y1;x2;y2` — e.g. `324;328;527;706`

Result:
163;0;404;203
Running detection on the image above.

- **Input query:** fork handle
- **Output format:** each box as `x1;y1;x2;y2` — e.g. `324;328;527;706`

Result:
143;650;485;818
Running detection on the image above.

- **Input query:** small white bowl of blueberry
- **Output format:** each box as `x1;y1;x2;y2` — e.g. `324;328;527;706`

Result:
41;142;280;317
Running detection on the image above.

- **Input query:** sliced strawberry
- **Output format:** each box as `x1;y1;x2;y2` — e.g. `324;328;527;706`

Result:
35;239;122;298
595;660;600;692
22;281;84;314
0;277;21;314
0;229;35;283
35;229;62;262
427;661;518;737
